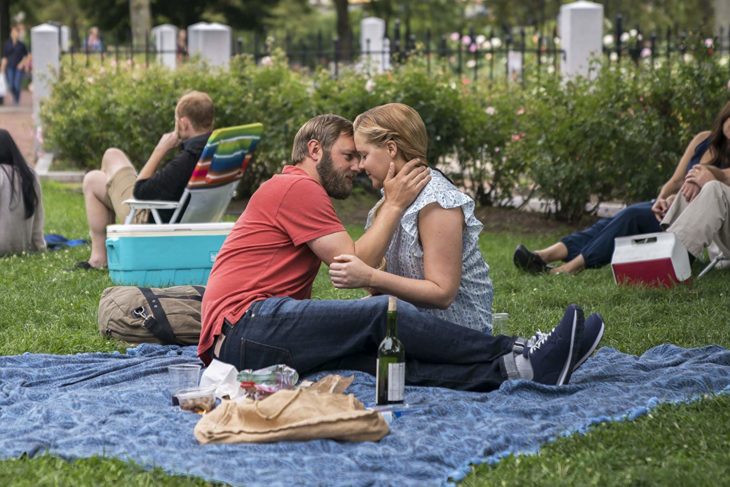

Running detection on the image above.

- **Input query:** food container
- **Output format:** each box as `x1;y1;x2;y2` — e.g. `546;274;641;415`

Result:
175;385;217;413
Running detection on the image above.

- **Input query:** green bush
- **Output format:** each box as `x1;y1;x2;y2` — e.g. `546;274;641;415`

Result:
42;51;730;219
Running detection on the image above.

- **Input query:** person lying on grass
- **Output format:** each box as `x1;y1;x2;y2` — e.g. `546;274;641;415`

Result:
199;111;605;392
513;101;730;275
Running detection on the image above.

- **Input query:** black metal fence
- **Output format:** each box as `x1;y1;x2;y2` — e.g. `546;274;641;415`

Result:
57;15;730;84
603;14;730;69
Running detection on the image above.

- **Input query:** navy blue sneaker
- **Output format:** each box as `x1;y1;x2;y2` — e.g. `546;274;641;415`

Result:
572;312;604;372
524;304;584;385
526;312;604;373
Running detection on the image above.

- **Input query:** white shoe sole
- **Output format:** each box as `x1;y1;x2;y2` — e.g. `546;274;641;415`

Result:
556;309;579;386
573;319;605;372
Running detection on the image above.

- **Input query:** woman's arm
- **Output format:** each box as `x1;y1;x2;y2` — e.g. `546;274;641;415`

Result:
351;159;430;266
309;160;430;267
329;203;464;309
686;165;730;187
652;131;710;219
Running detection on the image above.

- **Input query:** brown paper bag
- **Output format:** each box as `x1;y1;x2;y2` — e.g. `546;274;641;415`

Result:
194;378;388;444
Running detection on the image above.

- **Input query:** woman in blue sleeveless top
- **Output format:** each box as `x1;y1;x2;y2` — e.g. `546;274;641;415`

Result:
514;102;730;274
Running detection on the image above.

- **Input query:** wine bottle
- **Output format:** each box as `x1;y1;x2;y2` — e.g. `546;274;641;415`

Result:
376;296;406;405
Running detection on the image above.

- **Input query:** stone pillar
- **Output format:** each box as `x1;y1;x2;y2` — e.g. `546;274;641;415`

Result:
360;17;390;73
31;23;61;123
188;22;231;68
60;25;70;52
152;24;177;68
559;1;603;80
715;0;730;36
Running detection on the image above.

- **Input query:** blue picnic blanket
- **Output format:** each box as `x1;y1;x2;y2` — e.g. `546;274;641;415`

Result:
0;344;729;486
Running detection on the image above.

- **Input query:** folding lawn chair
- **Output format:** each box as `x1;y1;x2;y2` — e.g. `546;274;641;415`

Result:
697;242;730;279
124;123;264;224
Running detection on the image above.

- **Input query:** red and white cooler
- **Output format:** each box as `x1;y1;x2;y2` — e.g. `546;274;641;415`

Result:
611;232;691;287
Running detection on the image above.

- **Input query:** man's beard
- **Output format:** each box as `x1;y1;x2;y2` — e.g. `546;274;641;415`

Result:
317;151;353;200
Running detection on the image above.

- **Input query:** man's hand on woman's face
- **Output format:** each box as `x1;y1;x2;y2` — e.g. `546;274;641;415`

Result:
382;158;431;211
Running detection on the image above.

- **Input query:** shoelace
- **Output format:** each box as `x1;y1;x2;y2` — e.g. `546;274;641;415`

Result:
523;329;550;357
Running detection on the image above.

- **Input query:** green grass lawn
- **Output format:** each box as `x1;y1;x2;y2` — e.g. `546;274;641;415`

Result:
2;181;729;485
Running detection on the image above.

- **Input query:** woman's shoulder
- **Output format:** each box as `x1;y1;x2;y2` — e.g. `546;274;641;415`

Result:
690;131;712;147
406;169;474;216
422;169;461;194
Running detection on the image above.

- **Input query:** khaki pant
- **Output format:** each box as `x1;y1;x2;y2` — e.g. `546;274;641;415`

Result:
104;166;148;224
662;180;730;258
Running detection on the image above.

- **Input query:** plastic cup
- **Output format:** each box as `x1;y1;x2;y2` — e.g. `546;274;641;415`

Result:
168;364;201;399
492;312;509;336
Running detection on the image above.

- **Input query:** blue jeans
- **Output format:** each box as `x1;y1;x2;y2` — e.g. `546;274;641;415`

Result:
216;295;515;392
5;67;23;104
561;201;662;268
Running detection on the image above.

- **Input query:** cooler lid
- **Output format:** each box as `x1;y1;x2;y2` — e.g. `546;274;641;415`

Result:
107;222;235;237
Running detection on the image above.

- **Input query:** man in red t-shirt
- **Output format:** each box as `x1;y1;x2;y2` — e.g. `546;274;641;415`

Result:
200;114;592;392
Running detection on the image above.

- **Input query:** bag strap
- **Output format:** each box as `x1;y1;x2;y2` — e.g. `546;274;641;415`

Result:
138;287;185;346
193;286;205;297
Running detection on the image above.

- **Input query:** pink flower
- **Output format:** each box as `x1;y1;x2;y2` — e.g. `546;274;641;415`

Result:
511;133;522;142
462;35;472;45
640;48;651;58
485;106;496;116
705;38;714;48
516;107;525;115
469;44;477;53
450;32;460;42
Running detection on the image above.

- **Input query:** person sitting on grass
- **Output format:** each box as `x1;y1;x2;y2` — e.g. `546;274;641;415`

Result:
328;103;494;333
513;101;730;275
79;90;214;269
199;112;605;393
661;147;730;262
0;129;45;256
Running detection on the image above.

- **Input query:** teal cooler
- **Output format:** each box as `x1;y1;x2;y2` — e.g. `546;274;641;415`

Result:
106;223;234;286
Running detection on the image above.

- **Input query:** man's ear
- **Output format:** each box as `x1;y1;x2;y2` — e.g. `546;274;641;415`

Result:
178;116;192;136
307;139;322;162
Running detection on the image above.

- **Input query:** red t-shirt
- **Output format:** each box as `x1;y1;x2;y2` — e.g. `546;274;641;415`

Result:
198;165;345;362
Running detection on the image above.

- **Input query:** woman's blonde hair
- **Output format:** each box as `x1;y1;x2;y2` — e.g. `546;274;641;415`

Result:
353;103;428;163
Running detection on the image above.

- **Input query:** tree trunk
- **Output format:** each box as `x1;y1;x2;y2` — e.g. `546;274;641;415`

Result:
334;0;353;61
129;0;151;48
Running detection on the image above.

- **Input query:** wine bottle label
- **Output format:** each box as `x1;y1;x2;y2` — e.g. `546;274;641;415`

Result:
387;362;405;402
